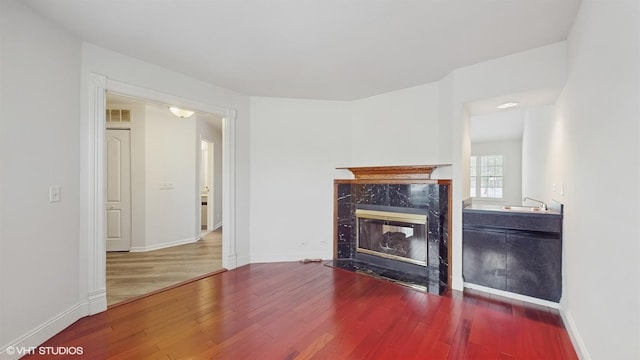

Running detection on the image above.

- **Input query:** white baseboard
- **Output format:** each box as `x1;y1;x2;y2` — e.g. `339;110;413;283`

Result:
236;254;251;268
559;306;591;360
451;276;464;291
463;282;560;309
130;236;199;252
224;253;238;269
88;289;107;315
213;222;222;230
0;302;88;360
249;252;330;264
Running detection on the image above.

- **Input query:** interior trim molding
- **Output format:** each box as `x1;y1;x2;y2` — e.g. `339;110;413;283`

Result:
463;282;560;309
0;303;88;359
249;253;330;264
87;73;107;315
337;165;449;180
560;306;591;360
130;236;200;253
235;254;251;268
87;289;106;315
222;108;237;270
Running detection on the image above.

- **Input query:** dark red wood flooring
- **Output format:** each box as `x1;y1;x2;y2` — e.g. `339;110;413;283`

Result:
24;262;577;359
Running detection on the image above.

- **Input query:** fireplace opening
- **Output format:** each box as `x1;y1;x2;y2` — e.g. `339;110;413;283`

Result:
356;206;427;266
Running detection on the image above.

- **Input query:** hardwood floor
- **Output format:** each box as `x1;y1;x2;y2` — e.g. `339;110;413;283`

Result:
29;262;577;359
106;229;222;306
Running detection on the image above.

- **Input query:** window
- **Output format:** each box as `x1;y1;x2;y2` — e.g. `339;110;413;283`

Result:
470;155;503;198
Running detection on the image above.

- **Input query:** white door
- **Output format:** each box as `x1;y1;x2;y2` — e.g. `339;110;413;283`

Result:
106;129;132;251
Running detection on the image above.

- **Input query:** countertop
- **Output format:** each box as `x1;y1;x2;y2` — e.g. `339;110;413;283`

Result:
463;203;562;216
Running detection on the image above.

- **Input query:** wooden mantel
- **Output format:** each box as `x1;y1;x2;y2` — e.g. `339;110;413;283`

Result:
337;165;446;180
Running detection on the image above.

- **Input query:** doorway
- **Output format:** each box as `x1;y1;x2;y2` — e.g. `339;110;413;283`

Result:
101;89;230;307
200;139;215;235
85;74;238;314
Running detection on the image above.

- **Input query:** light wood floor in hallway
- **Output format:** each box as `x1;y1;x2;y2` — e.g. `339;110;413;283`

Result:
106;229;222;306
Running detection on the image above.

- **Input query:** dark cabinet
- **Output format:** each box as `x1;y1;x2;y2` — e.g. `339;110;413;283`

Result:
462;229;507;290
506;233;561;301
462;208;563;302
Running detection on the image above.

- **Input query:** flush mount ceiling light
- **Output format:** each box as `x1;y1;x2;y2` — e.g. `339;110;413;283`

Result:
496;102;519;110
169;106;195;119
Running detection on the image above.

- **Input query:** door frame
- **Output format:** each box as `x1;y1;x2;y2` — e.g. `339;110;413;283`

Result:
85;74;237;314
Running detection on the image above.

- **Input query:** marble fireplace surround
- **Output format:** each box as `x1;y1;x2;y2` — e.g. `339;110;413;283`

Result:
331;165;452;295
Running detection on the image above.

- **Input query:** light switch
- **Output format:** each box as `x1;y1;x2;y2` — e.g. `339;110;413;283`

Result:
49;186;61;202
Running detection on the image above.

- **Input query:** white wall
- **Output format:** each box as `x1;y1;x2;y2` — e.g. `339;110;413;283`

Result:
555;1;640;358
453;42;568;103
141;105;198;250
0;0;82;351
471;139;522;206
351;83;441;165
521;105;556;203
249;97;352;261
437;73;455;163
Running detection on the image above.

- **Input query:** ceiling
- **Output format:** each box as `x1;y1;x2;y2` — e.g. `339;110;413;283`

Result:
25;0;581;101
470;109;525;143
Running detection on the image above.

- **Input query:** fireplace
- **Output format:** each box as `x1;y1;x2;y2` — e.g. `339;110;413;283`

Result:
356;206;427;266
332;165;451;295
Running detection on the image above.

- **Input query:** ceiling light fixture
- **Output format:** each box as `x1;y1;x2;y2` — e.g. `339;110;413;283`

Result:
496;102;519;110
169;106;195;119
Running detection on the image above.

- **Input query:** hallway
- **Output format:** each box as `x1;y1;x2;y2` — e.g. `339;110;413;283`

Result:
106;229;223;306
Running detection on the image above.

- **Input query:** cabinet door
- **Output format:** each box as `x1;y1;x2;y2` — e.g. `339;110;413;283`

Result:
463;229;507;290
506;233;562;302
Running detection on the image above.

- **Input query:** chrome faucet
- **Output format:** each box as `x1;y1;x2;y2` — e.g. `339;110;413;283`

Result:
523;197;548;211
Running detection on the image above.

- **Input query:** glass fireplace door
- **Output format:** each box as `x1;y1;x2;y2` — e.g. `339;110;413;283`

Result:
356;209;427;266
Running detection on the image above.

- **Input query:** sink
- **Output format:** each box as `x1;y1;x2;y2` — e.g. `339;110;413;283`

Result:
502;205;547;212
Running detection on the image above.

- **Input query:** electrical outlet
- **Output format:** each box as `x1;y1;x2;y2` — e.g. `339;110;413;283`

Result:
320;239;328;245
49;185;61;202
160;183;174;190
552;183;556;193
300;241;308;247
